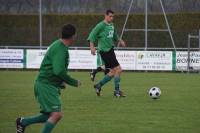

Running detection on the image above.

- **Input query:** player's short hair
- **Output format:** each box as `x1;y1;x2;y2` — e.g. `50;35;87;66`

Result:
106;9;114;15
62;24;76;39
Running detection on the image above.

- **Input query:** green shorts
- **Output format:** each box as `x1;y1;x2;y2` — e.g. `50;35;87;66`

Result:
34;81;61;113
97;51;105;67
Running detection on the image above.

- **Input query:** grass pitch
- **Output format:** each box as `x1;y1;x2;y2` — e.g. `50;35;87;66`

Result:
0;71;200;133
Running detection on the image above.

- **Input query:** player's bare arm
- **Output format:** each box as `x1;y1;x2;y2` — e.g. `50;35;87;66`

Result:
90;42;96;55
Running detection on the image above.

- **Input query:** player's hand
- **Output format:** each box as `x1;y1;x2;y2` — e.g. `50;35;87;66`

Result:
77;80;81;87
118;40;126;47
90;47;96;55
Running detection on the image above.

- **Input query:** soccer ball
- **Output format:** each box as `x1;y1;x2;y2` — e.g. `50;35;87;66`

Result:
148;87;161;99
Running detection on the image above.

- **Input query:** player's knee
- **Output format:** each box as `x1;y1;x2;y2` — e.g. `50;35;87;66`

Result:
117;68;122;74
114;66;122;74
56;112;63;121
51;112;63;122
108;69;115;76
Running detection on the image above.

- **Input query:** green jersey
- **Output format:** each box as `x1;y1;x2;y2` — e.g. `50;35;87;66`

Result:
36;39;78;88
88;21;119;52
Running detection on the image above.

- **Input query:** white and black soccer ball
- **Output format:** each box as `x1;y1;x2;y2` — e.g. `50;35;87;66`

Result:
148;87;161;99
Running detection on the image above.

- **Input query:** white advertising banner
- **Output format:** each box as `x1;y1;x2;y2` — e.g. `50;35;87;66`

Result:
115;51;136;70
0;49;24;68
26;49;96;69
26;49;46;69
136;51;172;70
176;51;200;71
25;49;175;71
68;50;96;69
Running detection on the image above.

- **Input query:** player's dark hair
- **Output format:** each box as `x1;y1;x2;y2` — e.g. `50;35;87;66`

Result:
106;9;114;15
62;24;76;39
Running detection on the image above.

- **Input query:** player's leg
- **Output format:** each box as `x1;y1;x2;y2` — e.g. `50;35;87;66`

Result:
16;113;50;133
113;65;126;97
99;55;109;75
41;112;62;133
94;69;114;96
17;81;62;132
99;48;125;97
104;68;110;75
36;82;62;133
96;68;115;87
94;48;116;96
16;82;53;133
90;52;105;81
90;67;103;81
113;65;122;92
16;117;26;133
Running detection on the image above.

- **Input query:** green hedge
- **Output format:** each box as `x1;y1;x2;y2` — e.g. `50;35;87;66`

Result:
0;13;200;48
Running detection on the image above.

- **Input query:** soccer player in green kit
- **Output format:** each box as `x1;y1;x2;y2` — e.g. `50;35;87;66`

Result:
88;9;126;97
16;24;81;133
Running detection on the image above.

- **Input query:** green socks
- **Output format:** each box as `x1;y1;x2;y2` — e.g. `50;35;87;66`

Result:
21;114;56;133
98;75;112;87
114;76;120;91
21;113;49;127
41;121;56;133
97;75;120;91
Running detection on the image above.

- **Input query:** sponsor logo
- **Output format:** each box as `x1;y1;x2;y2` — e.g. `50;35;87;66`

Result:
52;106;59;109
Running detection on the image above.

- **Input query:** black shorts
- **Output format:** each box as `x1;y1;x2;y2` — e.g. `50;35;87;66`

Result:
100;48;120;69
